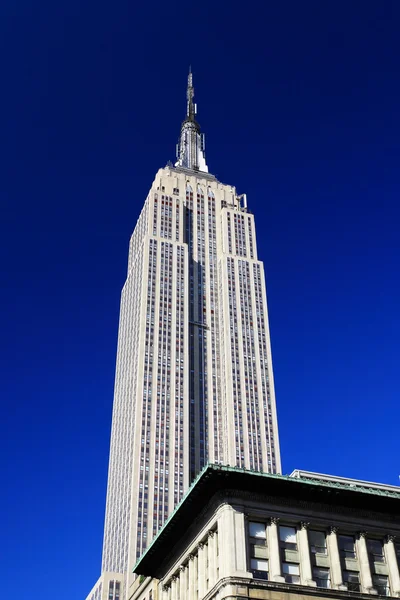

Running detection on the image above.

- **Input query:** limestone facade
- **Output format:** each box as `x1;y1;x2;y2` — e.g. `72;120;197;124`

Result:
129;465;400;600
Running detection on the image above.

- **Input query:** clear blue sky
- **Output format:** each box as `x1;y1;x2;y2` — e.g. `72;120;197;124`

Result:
1;1;399;598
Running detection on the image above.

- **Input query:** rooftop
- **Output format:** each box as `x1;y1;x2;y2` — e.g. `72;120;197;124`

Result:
290;469;400;494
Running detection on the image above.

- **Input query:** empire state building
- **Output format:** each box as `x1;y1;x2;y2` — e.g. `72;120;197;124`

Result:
86;71;281;600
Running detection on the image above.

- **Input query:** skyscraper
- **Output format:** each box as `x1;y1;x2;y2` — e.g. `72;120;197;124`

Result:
86;70;281;600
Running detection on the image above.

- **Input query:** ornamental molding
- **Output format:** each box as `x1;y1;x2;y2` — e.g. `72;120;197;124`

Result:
386;534;396;543
357;531;368;539
301;521;310;530
330;526;339;534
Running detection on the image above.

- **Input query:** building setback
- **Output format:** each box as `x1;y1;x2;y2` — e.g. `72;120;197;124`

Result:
86;72;281;600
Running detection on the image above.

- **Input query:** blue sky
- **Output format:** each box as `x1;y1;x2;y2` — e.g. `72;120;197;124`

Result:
1;1;400;599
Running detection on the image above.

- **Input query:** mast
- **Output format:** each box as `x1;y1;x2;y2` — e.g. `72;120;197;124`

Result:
175;69;208;173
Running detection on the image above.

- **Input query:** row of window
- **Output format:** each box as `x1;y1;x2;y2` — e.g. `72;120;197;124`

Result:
249;521;399;595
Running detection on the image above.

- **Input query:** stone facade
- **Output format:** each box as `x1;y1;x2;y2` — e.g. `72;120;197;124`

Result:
129;465;400;600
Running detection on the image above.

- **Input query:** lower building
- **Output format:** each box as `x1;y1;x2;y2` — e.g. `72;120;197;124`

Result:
129;464;400;600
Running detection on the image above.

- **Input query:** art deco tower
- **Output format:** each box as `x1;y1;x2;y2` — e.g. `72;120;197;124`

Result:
86;71;281;600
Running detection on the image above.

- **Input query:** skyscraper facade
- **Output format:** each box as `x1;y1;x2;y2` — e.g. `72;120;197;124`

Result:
86;71;281;600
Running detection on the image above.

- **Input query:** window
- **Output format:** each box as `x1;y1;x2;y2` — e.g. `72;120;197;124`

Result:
280;525;297;550
251;558;269;580
313;567;331;589
249;521;266;539
108;581;114;600
343;570;360;592
396;542;400;566
373;575;390;596
282;562;300;584
339;535;356;558
309;530;327;555
248;521;268;579
368;539;385;563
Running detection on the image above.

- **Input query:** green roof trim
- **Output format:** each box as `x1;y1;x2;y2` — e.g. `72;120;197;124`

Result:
132;462;210;572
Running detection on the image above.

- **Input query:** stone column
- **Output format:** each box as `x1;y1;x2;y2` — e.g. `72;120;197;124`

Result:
385;535;400;597
208;531;216;588
217;505;236;578
356;532;377;594
214;530;220;580
188;554;197;600
204;541;209;592
163;584;170;600
171;577;177;600
267;517;285;582
178;565;187;599
327;526;347;590
198;543;206;599
194;555;199;599
188;554;195;600
298;522;317;587
234;509;252;575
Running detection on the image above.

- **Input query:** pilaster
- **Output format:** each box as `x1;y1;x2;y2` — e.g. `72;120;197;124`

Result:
178;565;187;599
198;543;206;599
171;577;177;600
357;532;377;594
188;554;195;600
385;535;400;597
298;522;317;587
267;517;285;583
208;531;216;588
217;505;236;578
327;526;347;590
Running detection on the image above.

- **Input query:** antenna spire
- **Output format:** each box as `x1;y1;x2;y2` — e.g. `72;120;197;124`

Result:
175;69;208;173
187;67;195;121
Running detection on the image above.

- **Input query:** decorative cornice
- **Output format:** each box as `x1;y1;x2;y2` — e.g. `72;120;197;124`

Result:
221;488;400;524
